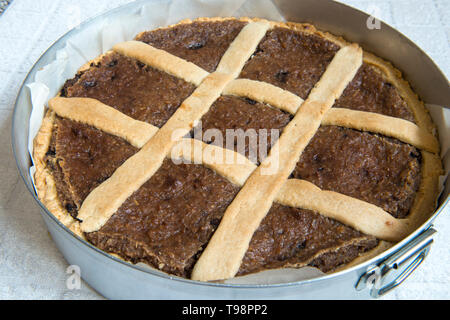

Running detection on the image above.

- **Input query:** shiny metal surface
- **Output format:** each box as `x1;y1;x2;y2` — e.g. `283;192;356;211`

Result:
12;0;450;299
356;227;437;298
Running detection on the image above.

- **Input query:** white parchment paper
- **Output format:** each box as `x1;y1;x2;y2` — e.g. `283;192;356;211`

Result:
25;0;449;285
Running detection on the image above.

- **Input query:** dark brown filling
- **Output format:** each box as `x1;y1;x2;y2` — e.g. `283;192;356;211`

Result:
86;159;240;278
61;52;195;128
292;126;421;219
45;117;138;217
334;63;416;122
240;27;340;99
196;95;291;163
136;20;247;73
238;204;378;275
46;20;422;278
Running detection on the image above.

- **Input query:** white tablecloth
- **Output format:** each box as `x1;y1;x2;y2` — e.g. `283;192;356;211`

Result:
0;0;448;300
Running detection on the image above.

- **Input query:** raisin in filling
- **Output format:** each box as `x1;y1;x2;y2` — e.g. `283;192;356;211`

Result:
239;27;340;99
136;20;247;73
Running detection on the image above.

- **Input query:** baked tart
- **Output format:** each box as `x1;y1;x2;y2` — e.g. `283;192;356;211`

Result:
32;17;443;281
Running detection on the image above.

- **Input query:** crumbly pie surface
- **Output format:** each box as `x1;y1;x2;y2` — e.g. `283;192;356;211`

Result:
33;17;443;281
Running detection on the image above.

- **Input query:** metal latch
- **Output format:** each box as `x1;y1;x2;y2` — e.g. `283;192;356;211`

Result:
355;227;436;298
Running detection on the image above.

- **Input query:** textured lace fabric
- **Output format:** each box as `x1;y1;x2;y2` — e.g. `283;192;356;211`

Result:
0;0;12;16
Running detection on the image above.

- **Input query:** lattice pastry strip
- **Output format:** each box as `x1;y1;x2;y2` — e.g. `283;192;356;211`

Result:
113;40;209;86
223;78;304;114
49;97;159;148
322;108;439;153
